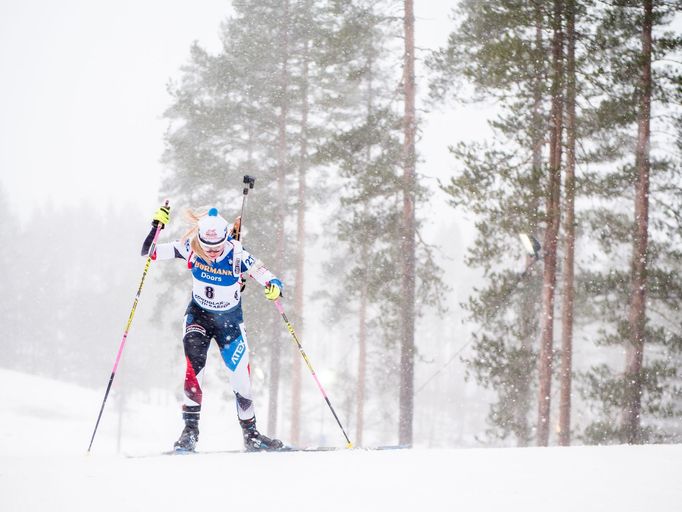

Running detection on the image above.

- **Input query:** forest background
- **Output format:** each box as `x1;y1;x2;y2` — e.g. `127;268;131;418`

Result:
0;0;680;449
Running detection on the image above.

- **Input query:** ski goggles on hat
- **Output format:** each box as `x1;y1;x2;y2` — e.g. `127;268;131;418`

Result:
199;239;226;252
198;234;227;248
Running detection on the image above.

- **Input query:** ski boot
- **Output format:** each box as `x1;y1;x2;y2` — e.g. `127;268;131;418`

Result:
240;417;285;452
174;423;199;453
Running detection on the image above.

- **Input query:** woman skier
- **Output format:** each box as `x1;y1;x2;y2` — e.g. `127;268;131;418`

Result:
142;204;285;452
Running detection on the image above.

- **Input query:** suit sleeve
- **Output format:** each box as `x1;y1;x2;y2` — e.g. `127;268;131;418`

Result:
241;248;277;286
140;226;190;261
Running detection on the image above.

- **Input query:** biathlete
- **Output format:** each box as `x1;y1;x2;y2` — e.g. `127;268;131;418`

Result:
142;204;284;452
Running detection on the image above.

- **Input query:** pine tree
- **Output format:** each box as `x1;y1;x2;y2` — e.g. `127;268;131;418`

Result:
287;0;352;445
161;0;382;441
537;0;565;447
317;0;445;446
162;1;308;437
558;0;578;446
622;0;654;445
577;0;682;444
317;1;404;445
398;0;418;448
428;0;553;446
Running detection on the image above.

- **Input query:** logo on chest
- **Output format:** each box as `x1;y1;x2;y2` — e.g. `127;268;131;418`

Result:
193;260;233;282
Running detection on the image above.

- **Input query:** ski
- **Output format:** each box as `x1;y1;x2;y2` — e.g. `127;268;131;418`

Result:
126;445;407;459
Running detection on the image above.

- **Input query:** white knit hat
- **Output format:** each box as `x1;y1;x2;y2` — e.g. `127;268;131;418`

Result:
198;208;228;247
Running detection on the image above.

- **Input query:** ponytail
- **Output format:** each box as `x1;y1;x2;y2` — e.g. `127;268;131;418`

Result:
181;207;212;262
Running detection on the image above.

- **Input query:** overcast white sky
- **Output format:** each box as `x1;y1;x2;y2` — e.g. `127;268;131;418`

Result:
0;1;489;221
0;0;229;216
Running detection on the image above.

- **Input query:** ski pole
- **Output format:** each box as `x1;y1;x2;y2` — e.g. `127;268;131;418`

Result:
87;200;169;453
273;299;353;448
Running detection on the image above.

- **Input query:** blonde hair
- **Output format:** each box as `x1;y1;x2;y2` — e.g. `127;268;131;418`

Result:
181;207;229;262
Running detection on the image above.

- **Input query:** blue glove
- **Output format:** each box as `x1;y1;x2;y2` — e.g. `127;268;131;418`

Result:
265;279;283;300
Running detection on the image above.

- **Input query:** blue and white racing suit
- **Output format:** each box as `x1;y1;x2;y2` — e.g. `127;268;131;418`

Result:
142;228;278;426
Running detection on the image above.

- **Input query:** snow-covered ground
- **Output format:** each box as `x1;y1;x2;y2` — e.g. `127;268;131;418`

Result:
1;368;680;512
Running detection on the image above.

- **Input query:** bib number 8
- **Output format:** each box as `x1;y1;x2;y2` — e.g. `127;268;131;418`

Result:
205;286;215;299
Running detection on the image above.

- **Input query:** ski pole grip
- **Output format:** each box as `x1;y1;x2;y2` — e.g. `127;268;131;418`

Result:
148;199;170;256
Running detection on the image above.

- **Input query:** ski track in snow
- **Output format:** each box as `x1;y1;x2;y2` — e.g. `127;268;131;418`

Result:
1;369;680;512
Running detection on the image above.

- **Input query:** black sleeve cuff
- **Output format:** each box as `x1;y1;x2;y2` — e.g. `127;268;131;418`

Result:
141;226;156;256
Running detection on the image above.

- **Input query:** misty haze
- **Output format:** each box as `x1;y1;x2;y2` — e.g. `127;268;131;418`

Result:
1;1;680;511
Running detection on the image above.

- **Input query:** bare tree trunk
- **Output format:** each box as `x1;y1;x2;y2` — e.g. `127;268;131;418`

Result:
621;0;652;445
356;242;369;447
290;33;310;447
517;261;538;447
356;45;375;449
398;0;417;447
558;0;577;447
514;1;545;449
537;0;564;447
268;0;290;436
